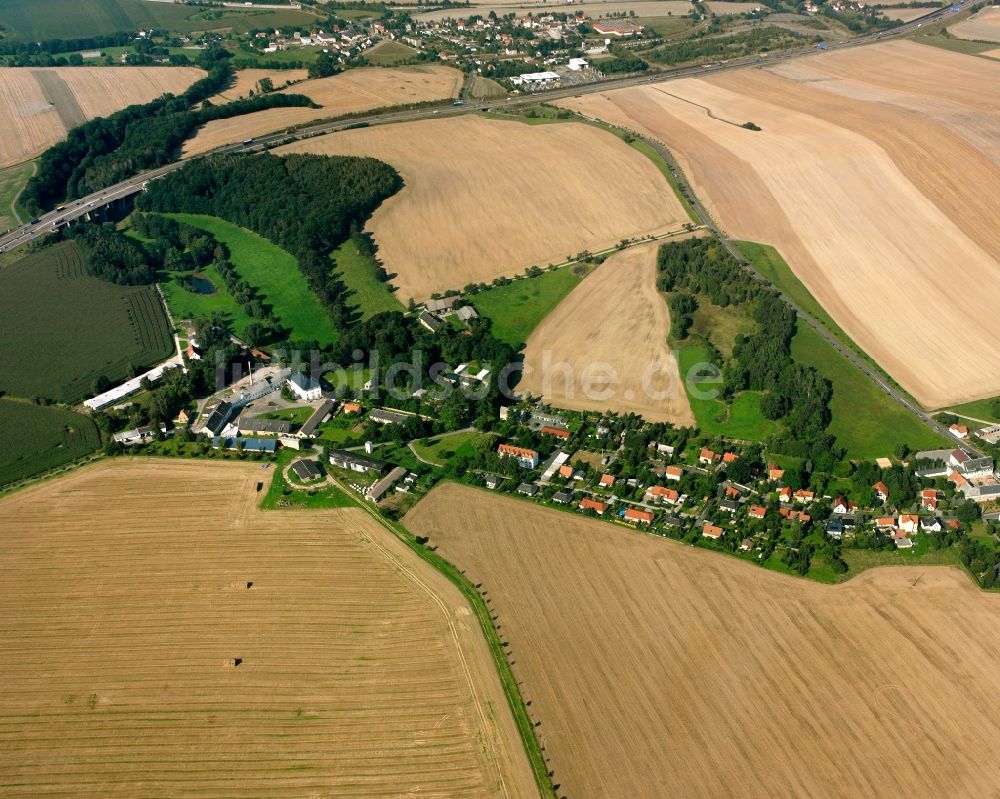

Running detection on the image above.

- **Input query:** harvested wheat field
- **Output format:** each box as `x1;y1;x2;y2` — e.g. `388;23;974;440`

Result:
184;65;462;155
0;66;201;168
406;483;1000;799
520;240;696;424
559;42;1000;408
0;460;535;799
210;67;308;103
277;116;688;301
949;4;1000;41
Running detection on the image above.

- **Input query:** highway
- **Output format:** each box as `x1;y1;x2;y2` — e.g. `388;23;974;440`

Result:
0;0;980;254
0;0;986;454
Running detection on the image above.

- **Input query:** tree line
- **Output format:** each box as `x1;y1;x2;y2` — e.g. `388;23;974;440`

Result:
20;48;316;213
657;237;837;467
648;26;816;65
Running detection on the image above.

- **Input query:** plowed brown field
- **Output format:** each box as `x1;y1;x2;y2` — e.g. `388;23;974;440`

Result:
0;66;202;168
559;41;1000;408
184;65;462;156
277;116;688;301
0;460;535;799
520;240;696;424
405;483;1000;799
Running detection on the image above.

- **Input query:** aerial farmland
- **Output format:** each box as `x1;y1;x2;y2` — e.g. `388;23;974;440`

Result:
0;66;202;168
278;115;689;302
558;41;1000;408
407;483;1000;799
0;460;535;798
2;1;1000;796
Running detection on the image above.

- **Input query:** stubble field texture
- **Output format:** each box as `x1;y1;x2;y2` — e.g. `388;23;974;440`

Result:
0;460;536;799
557;41;1000;409
209;67;309;103
277;116;689;301
520;241;696;425
948;5;1000;41
405;483;1000;799
184;65;463;156
0;66;202;168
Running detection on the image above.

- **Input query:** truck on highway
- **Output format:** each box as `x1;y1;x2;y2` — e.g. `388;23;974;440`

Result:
452;100;464;106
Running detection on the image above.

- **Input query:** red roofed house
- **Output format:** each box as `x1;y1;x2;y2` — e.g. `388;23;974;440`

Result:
623;508;654;525
646;486;679;505
580;497;608;515
723;452;739;464
768;464;784;482
950;423;969;439
699;448;719;465
342;402;361;414
599;473;615;488
921;488;939;511
876;516;897;530
780;508;811;523
725;485;742;499
541;425;570;440
559;464;574;479
665;465;683;482
892;530;915;549
749;504;767;520
702;523;724;539
898;514;919;534
873;481;889;503
795;489;815;503
497;443;539;469
833;497;857;514
778;486;792;503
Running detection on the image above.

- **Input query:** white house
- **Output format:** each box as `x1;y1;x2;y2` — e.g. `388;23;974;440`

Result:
287;372;322;401
921;517;942;533
897;514;919;535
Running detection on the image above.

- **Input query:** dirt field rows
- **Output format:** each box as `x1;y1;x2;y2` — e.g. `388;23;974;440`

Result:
949;4;1000;41
209;67;309;103
406;483;1000;799
184;65;462;156
0;66;202;168
520;241;696;424
0;460;535;798
278;116;688;301
559;41;1000;408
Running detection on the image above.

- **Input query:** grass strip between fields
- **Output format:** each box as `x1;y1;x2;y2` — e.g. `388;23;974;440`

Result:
323;476;555;799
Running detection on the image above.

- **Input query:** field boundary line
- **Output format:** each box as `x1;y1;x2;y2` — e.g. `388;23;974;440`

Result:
327;475;555;799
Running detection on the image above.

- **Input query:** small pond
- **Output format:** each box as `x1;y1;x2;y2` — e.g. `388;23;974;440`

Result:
184;274;216;295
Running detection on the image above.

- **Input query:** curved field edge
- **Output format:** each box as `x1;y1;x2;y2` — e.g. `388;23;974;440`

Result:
334;479;555;798
0;398;102;487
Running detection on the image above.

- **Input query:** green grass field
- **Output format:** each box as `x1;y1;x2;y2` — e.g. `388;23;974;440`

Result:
633;16;695;38
411;431;493;467
160;263;254;336
742;237;949;457
676;342;776;440
260;467;354;510
945;397;1000;425
0;161;33;232
790;323;947;460
0;0;318;40
688;294;754;359
165;214;337;345
471;265;591;347
331;239;404;320
363;40;419;65
0;241;174;403
912;32;998;58
0;399;102;486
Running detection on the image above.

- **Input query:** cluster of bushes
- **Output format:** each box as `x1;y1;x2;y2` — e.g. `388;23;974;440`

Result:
656;237;763;307
71;223;156;285
138;152;400;336
21;49;317;213
648;26;816;65
657;237;836;465
597;51;649;74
